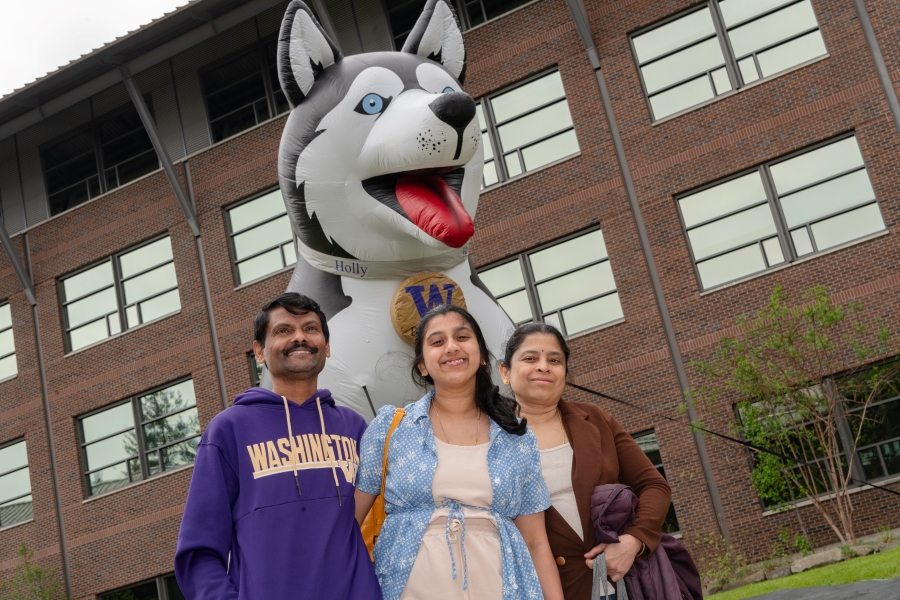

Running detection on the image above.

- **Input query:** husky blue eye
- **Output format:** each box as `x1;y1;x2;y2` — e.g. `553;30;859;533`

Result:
356;93;389;115
443;87;454;94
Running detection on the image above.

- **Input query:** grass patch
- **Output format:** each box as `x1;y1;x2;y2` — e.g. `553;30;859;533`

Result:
708;546;900;600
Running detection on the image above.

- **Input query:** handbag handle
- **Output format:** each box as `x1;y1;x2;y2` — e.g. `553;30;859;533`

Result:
591;553;629;600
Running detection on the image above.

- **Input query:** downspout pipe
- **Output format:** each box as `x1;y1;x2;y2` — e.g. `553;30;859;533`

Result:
15;231;73;599
853;0;900;138
564;0;731;542
121;66;230;411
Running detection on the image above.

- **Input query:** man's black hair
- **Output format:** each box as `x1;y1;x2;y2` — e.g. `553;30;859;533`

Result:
253;292;329;344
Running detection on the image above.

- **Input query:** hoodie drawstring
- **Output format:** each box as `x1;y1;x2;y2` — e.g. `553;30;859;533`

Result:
316;396;343;506
281;396;302;496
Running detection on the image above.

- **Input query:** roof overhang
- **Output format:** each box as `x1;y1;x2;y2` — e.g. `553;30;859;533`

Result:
0;0;287;140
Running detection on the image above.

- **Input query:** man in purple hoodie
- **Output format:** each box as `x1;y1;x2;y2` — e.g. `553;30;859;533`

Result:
175;293;381;600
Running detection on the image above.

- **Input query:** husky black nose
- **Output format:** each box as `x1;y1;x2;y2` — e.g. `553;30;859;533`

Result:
429;92;476;159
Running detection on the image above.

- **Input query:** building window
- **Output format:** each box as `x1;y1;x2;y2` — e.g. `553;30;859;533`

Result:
632;430;681;534
0;302;16;381
42;100;158;216
385;0;534;48
678;134;885;290
99;573;185;600
248;352;263;386
478;229;624;336
848;391;900;481
79;379;200;497
632;0;827;121
476;70;579;188
202;40;289;144
226;189;297;285
61;236;181;352
0;439;32;528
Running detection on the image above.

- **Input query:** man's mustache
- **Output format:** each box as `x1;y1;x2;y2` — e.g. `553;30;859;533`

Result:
282;342;319;356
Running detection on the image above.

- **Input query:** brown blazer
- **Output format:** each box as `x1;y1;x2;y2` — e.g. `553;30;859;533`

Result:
546;399;671;600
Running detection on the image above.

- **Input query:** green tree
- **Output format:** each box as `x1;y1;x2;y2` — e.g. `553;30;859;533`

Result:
0;545;63;600
692;285;898;546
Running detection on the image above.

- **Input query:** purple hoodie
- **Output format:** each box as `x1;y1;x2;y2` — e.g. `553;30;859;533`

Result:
174;387;381;600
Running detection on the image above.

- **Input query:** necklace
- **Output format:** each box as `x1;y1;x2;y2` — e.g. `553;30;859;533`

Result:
432;398;481;445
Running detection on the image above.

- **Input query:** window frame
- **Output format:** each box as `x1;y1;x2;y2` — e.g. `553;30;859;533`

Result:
675;132;886;291
0;300;16;382
846;392;900;482
59;233;179;352
631;429;681;534
630;0;826;122
40;97;158;216
198;35;287;145
77;377;199;498
478;226;624;337
224;187;298;287
476;67;579;190
98;572;183;600
0;437;32;529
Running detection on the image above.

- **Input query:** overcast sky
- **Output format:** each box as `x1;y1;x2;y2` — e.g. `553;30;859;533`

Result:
0;0;191;98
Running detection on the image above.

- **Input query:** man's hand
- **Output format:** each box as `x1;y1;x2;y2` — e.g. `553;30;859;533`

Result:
583;534;643;582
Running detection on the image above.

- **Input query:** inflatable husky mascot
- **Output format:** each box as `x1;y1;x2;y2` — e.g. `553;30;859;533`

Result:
274;0;513;416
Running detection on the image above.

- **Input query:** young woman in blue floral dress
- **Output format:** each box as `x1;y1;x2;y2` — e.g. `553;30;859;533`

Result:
355;304;564;600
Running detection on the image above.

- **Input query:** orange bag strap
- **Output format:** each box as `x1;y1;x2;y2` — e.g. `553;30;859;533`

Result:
375;407;405;527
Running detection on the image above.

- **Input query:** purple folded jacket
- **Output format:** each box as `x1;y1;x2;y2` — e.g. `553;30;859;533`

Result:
591;484;703;600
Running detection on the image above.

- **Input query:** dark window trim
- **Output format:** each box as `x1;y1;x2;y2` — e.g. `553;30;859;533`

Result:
479;225;621;336
198;33;286;144
674;131;885;291
99;572;182;600
630;0;826;122
0;300;14;363
77;377;196;499
40;96;158;216
476;66;577;189
59;233;176;352
224;186;296;287
0;437;31;516
630;429;681;533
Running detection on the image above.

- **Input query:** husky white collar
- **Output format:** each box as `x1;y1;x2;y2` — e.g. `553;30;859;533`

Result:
297;240;468;279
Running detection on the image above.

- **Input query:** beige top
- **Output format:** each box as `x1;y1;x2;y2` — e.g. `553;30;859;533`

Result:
540;443;584;539
429;437;495;523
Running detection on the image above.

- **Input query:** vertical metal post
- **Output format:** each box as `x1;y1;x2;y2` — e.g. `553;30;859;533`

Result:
853;0;900;138
564;0;731;542
310;0;343;53
121;66;230;411
23;234;73;599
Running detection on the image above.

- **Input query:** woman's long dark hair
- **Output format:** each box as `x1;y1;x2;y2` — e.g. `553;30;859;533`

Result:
501;322;570;373
411;304;526;435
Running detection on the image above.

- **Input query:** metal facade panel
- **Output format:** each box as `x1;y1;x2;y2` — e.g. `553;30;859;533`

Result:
256;0;290;37
91;83;130;118
17;99;92;227
172;19;259;156
353;0;393;52
0;136;26;233
136;62;187;161
324;0;363;55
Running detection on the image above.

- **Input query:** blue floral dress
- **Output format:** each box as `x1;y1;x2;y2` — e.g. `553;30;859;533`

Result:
358;391;551;600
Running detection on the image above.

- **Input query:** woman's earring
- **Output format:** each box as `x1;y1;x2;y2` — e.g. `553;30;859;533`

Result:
503;379;510;385
420;370;428;377
480;359;487;366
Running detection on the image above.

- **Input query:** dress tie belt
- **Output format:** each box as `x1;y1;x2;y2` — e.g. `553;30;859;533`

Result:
438;499;499;591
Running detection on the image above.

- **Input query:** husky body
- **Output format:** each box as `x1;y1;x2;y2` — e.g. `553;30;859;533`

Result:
274;0;513;416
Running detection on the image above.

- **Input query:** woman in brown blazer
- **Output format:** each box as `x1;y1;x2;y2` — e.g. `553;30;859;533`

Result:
499;323;671;599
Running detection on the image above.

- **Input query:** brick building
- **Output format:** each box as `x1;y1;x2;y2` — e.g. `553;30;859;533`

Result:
1;0;900;597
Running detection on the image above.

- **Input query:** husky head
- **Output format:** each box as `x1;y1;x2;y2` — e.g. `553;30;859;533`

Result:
276;0;483;263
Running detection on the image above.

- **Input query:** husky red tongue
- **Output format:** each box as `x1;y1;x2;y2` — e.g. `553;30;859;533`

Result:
395;174;474;248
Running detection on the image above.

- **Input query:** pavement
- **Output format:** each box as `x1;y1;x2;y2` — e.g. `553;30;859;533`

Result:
745;577;900;599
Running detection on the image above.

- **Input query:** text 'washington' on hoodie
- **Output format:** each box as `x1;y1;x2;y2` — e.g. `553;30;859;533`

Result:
174;387;381;600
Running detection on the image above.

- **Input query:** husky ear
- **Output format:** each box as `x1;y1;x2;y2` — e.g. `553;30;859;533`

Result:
402;0;467;83
277;1;342;107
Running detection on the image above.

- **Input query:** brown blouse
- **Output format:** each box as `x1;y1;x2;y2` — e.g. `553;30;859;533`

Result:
546;399;671;600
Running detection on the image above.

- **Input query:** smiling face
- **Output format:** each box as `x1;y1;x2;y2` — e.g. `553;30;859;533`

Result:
417;312;482;393
253;307;331;382
500;333;567;409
